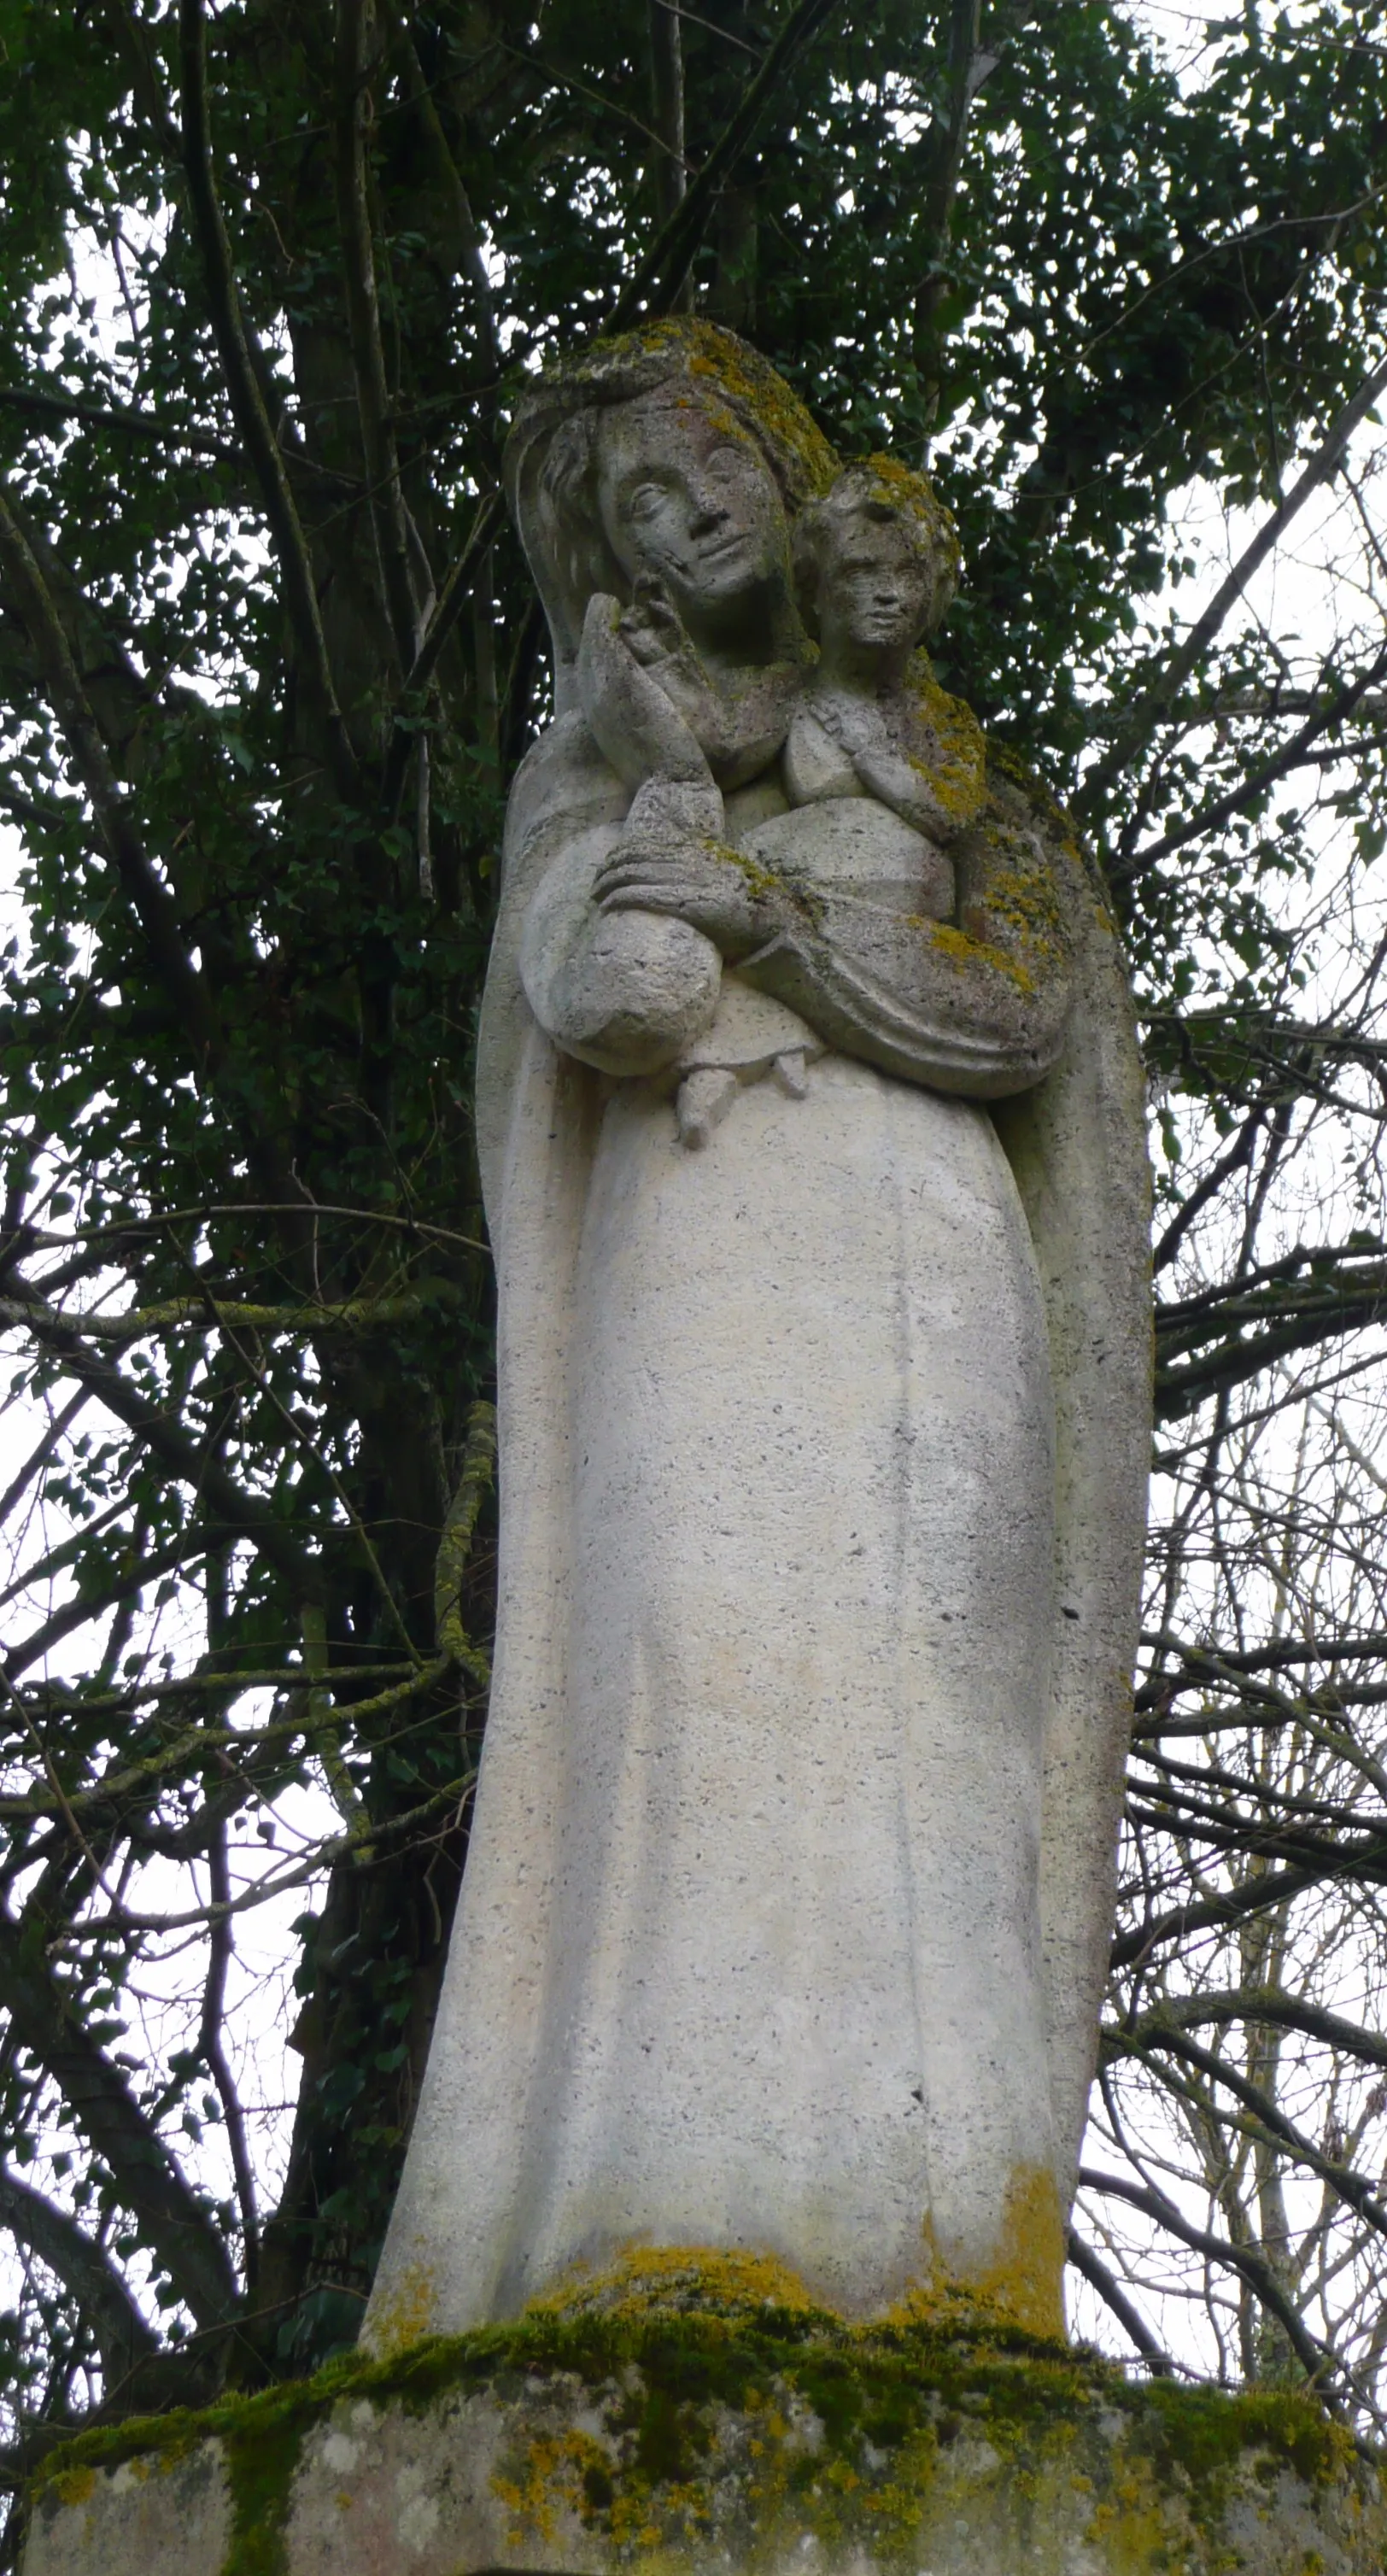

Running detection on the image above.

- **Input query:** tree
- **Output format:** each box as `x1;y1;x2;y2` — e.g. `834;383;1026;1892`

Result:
2;0;1387;2520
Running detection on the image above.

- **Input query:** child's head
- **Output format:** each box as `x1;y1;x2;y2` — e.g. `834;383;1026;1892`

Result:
792;458;959;667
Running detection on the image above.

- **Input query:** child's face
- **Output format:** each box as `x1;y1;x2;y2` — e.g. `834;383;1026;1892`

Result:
815;489;937;665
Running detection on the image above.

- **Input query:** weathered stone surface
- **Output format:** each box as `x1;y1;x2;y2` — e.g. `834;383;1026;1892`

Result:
21;2285;1386;2576
367;318;1153;2352
26;2438;227;2576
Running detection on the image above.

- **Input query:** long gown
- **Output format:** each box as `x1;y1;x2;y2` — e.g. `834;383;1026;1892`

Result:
363;715;1150;2345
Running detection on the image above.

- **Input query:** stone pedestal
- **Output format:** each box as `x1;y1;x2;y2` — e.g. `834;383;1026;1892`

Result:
20;2260;1386;2576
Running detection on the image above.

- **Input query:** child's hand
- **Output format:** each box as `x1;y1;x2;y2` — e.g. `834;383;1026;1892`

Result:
578;591;713;793
619;577;691;670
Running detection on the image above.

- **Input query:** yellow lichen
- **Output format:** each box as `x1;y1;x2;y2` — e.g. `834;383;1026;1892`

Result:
929;917;1035;993
976;2164;1068;2340
524;2240;827;2325
986;861;1066;957
857;452;963;585
49;2464;97;2509
908;656;988;824
363;2258;437;2358
492;2426;615;2549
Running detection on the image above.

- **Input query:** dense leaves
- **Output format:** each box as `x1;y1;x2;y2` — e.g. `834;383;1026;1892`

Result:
0;0;1386;2522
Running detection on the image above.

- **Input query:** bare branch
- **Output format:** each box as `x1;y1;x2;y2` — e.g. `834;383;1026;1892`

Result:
384;10;502;390
0;2168;155;2386
0;384;241;464
1120;633;1387;886
382;487;505;817
606;0;844;330
1152;1107;1268;1275
1112;1988;1387;2075
0;1903;237;2327
1065;2227;1174;2374
648;0;688;237
14;1310;323;1601
914;3;1033;430
1108;2023;1387;2239
1084;346;1387;805
1078;2165;1335;2389
1109;1859;1343;1973
201;1821;259;2283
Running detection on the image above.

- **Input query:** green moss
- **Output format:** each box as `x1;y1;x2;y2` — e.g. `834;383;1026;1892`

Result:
29;2287;1369;2576
1125;2379;1354;2499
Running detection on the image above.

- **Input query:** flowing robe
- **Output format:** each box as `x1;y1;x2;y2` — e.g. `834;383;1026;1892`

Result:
364;716;1150;2343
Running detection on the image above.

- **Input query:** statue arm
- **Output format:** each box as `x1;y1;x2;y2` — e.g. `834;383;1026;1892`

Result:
594;781;1076;1102
744;794;1076;1099
504;603;725;1080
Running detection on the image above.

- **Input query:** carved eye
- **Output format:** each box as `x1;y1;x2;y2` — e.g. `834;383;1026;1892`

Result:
625;481;667;522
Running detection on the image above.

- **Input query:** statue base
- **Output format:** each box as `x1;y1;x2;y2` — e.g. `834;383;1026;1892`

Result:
21;2259;1384;2576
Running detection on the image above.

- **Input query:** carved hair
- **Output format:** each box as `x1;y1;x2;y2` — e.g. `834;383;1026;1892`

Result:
793;458;960;643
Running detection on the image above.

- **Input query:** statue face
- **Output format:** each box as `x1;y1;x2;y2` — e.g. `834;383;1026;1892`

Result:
595;393;789;637
814;489;938;660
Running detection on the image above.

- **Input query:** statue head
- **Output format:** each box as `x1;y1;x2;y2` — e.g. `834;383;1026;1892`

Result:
793;458;960;672
506;319;838;711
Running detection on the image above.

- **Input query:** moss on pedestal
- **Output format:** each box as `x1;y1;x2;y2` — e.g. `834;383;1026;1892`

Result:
27;2257;1367;2576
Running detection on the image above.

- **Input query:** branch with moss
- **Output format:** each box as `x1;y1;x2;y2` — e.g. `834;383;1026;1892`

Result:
0;1285;464;1344
0;1900;238;2330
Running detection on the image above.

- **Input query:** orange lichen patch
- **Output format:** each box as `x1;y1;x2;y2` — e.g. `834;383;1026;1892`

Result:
524;2241;831;2327
364;2259;438;2359
885;2168;1065;2345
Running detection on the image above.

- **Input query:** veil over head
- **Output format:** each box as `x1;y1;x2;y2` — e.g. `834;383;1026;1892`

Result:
504;317;838;711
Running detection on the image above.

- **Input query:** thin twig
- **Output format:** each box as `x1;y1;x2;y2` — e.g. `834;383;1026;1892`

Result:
606;0;844;329
1085;346;1387;808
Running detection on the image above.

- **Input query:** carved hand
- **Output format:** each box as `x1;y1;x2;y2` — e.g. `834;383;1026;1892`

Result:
594;833;787;960
578;591;712;794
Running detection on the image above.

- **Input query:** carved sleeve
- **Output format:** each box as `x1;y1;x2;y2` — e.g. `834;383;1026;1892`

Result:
740;787;1079;1103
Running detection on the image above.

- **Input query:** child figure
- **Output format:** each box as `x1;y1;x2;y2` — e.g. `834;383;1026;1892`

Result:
773;454;973;909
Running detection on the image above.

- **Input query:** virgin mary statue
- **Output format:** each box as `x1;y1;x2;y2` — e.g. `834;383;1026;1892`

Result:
365;321;1150;2349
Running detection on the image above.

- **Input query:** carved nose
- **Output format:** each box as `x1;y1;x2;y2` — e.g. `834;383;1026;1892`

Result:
688;489;731;536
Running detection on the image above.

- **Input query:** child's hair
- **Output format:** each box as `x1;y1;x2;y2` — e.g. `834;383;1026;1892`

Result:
792;456;960;642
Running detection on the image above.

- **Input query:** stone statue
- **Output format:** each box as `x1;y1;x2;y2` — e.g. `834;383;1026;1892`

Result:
365;320;1150;2352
